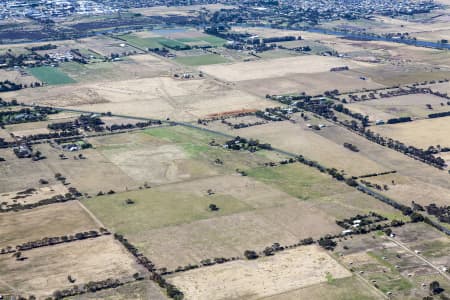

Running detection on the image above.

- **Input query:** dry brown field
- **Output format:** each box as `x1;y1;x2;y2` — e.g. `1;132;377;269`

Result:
0;140;138;195
261;277;382;300
371;116;450;149
231;120;388;176
236;70;384;97
428;81;450;94
0;69;39;86
83;173;343;270
0;201;98;248
310;120;450;203
198;55;377;82
0;147;56;193
362;172;450;207
1;183;68;206
2;76;275;122
346;94;450;120
0;236;140;298
168;245;351;300
4;119;55;137
85;158;403;270
71;279;167;300
35;143;138;195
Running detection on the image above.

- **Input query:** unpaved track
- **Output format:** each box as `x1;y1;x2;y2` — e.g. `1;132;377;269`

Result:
387;236;450;282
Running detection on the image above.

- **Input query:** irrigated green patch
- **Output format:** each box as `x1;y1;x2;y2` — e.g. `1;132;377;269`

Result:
82;188;252;235
157;38;190;50
143;126;217;157
143;126;272;171
246;163;351;200
119;34;190;50
176;35;227;47
29;66;76;85
58;61;123;82
118;34;162;49
175;54;230;66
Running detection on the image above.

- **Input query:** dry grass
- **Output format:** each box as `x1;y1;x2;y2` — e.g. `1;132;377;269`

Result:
347;94;450;120
168;245;351;300
1;183;68;206
199;55;376;82
363;173;450;207
0;236;140;298
130;200;341;270
232;121;388;176
236;70;384;97
4;76;274;121
33;143;138;195
261;277;382;300
0;201;98;249
371;116;450;149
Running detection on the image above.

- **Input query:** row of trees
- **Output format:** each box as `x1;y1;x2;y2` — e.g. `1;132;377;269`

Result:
0;187;81;213
356;170;397;179
426;204;450;224
361;129;446;169
336;212;388;229
114;233;184;299
52;278;126;299
0;106;58;126
223;136;272;152
48;115;104;132
0;228;109;254
107;120;162;132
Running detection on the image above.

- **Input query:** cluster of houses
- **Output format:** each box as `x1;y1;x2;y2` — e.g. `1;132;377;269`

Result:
0;0;116;20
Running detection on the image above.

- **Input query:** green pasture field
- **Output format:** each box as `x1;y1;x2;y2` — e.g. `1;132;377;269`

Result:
176;35;227;47
119;34;189;50
82;188;252;235
246;163;351;200
29;66;76;85
174;54;229;66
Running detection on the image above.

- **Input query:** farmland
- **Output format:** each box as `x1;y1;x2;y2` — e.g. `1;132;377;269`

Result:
371;116;450;149
0;236;140;298
118;34;190;50
346;94;450;120
168;245;351;300
174;54;229;66
29;66;76;85
1;3;450;299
